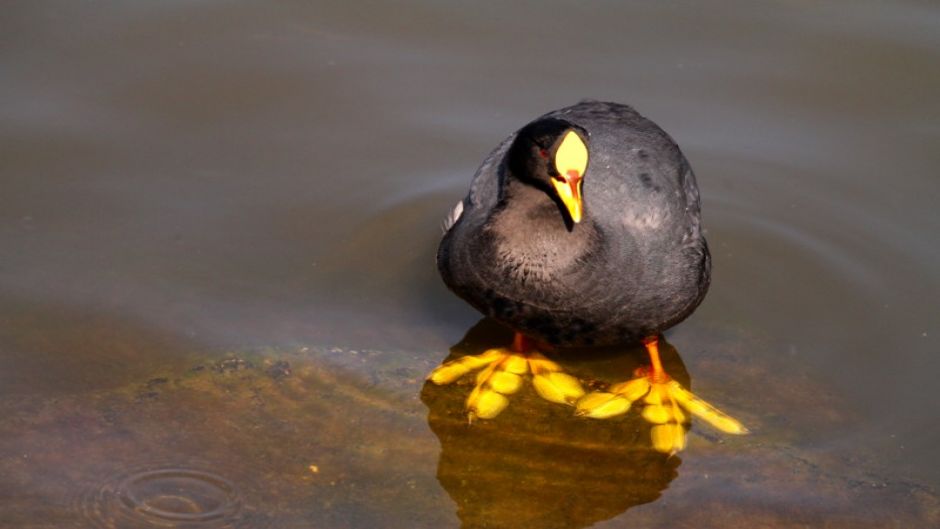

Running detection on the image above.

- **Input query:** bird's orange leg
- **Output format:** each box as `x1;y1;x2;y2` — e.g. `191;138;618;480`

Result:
639;336;668;383
428;332;585;421
576;335;748;454
511;331;532;354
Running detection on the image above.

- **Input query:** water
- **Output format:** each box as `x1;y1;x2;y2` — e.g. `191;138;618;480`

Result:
81;468;242;527
1;1;938;527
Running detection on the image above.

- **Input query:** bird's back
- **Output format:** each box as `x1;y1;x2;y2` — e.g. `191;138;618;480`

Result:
438;101;709;346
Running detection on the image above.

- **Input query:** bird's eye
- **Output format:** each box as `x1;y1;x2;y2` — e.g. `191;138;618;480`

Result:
539;149;549;159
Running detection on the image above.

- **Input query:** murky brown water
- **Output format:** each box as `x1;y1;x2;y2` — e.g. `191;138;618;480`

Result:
2;1;939;528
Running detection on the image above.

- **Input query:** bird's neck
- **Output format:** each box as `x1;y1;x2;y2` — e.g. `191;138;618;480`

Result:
500;177;582;230
488;178;598;274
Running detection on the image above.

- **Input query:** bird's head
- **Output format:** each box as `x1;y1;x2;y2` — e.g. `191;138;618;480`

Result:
507;118;590;224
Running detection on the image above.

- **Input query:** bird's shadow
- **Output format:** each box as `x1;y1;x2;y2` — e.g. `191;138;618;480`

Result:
420;318;691;529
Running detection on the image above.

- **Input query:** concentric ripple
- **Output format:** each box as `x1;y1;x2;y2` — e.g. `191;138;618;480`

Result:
78;466;256;528
117;469;238;522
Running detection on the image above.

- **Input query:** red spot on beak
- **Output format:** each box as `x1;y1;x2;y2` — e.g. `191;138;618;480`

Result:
566;170;581;193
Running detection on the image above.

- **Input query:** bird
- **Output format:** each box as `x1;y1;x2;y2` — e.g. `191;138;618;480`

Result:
428;101;746;453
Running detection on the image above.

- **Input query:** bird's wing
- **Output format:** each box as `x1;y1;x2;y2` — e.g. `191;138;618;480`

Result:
679;156;701;213
467;133;514;210
441;133;514;235
678;156;704;242
441;199;464;234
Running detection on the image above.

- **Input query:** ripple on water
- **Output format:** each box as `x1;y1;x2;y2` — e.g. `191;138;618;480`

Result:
78;466;258;528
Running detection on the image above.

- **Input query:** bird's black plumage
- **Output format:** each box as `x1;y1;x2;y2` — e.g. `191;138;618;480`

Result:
438;101;710;346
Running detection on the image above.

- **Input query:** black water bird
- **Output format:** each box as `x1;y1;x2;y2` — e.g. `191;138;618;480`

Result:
429;101;746;453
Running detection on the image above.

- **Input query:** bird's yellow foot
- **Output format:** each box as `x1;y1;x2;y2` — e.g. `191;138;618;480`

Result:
576;336;748;454
428;332;585;421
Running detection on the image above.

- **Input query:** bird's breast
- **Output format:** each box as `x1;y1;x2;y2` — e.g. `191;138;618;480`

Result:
485;203;596;287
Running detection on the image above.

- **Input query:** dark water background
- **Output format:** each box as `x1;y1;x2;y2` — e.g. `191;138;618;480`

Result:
2;1;938;528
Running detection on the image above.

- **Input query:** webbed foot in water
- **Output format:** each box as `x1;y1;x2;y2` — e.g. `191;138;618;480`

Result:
428;332;585;421
576;336;748;454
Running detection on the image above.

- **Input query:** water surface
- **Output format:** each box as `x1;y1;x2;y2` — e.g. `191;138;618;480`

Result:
1;1;938;527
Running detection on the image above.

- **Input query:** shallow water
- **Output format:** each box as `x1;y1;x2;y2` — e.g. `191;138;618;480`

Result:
2;1;939;527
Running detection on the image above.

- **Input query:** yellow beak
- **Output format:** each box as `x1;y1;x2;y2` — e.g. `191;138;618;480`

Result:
551;172;583;223
552;130;588;223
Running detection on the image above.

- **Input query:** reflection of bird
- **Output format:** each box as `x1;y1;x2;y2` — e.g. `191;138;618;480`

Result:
430;101;745;452
422;320;682;529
